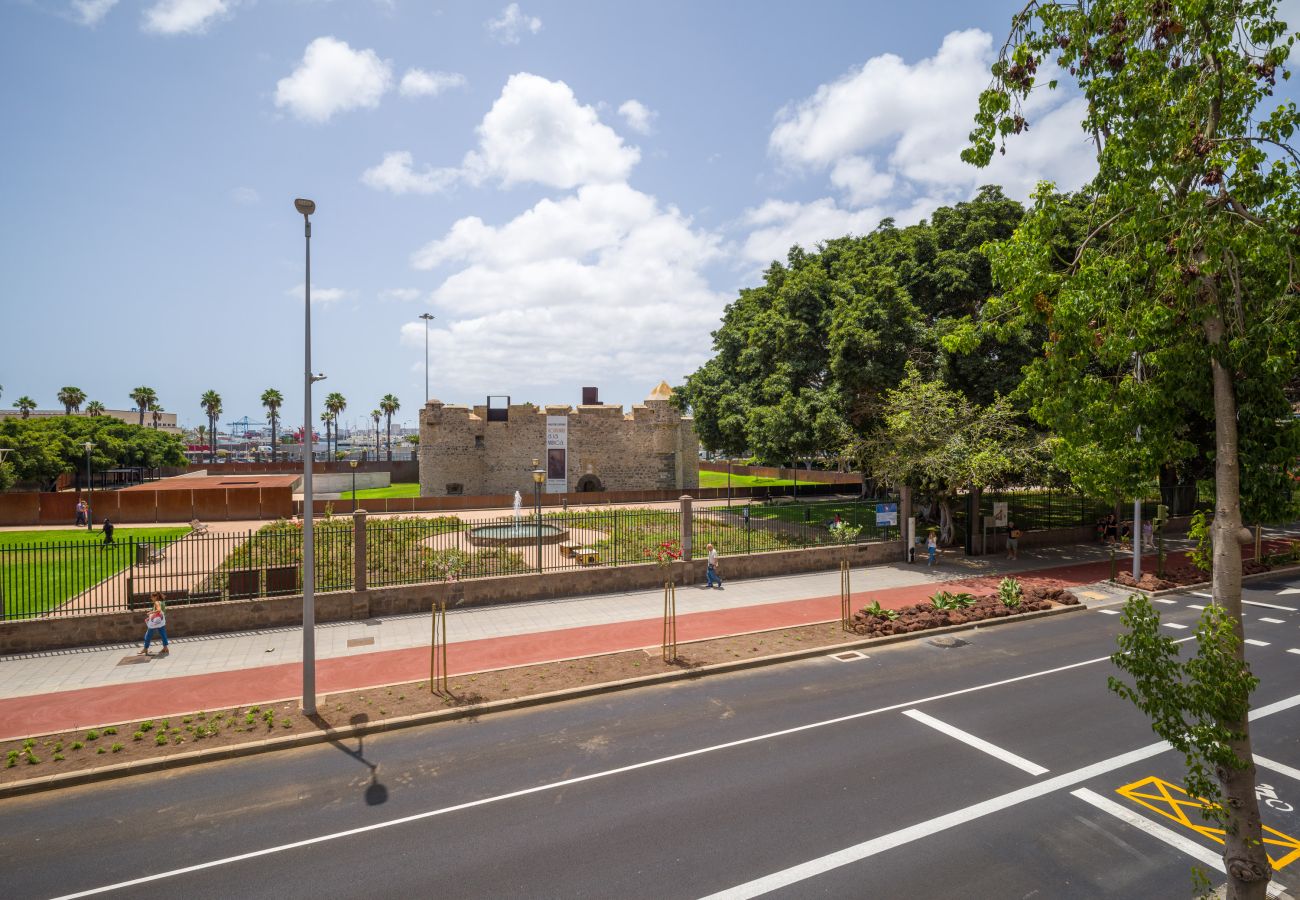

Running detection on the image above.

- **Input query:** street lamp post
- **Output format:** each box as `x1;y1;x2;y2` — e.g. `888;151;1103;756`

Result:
532;459;545;574
349;459;358;513
84;441;94;531
295;196;319;716
419;313;435;405
727;458;732;508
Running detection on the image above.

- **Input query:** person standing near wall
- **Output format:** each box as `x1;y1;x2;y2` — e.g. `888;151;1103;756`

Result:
139;595;169;656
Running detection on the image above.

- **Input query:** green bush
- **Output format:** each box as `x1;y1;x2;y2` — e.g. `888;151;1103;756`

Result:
998;577;1023;608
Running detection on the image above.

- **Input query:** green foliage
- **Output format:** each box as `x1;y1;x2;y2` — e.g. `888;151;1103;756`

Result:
1187;510;1213;575
929;590;975;610
862;600;899;620
0;415;187;491
1109;597;1258;828
998;577;1023;608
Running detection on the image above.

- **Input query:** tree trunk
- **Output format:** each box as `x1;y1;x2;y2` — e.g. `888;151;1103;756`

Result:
938;499;954;547
1206;312;1269;900
271;417;278;464
386;416;392;463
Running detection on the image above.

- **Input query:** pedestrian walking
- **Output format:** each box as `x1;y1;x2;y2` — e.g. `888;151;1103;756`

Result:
139;595;169;656
705;542;723;589
926;529;938;567
1006;522;1021;560
74;498;87;527
1142;519;1154;551
101;517;115;547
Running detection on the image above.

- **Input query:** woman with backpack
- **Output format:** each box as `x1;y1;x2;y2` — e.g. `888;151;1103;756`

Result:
139;594;170;656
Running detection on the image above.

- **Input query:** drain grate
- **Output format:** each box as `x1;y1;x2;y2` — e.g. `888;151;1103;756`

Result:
928;636;969;649
346;637;376;648
831;650;867;662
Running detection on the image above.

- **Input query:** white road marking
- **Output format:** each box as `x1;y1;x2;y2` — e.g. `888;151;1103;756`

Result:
901;709;1049;776
1099;609;1121;615
1163;623;1189;630
1245;600;1299;612
1191;591;1215;599
1245;639;1271;647
1279;588;1300;596
1255;755;1300;784
1259;617;1286;624
700;691;1300;900
1289;649;1300;657
1187;605;1206;610
1153;598;1178;605
46;646;1140;899
1071;789;1286;900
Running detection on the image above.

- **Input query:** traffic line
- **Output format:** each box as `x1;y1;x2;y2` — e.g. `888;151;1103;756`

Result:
1260;618;1286;624
1188;604;1206;610
1099;609;1121;615
1071;789;1286;900
1246;600;1299;612
1153;598;1178;605
1245;639;1271;647
901;709;1048;776
700;690;1300;900
1289;649;1300;657
1163;623;1189;630
1191;591;1214;599
1256;755;1300;784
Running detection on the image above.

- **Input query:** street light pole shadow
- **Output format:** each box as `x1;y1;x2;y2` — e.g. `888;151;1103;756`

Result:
314;711;389;806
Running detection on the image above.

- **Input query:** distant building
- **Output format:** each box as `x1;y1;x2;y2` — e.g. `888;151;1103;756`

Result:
21;408;182;435
419;383;700;497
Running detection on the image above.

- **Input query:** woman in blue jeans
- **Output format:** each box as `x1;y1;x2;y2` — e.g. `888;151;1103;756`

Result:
139;595;170;656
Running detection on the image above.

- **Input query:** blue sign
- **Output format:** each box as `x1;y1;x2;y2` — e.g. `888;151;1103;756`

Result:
875;502;898;527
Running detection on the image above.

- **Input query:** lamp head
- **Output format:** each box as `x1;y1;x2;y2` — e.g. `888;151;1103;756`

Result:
294;198;316;216
419;313;435;322
84;441;94;452
350;460;358;469
311;374;327;383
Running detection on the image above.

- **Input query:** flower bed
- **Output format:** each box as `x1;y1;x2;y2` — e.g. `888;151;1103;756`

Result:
849;583;1079;638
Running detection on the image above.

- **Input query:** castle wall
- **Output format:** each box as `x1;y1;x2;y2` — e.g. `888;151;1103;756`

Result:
419;398;699;498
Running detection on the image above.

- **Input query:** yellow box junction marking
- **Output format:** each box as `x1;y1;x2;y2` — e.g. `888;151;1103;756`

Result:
1116;776;1300;871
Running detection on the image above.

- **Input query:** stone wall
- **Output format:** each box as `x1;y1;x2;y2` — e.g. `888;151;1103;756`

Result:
419;392;699;498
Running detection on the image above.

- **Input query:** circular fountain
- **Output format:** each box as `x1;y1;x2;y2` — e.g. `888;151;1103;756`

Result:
468;522;569;548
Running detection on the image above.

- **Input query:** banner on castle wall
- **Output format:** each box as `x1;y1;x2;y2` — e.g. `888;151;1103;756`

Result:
546;416;568;493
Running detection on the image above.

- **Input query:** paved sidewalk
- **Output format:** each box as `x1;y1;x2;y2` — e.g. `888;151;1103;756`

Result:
2;529;1294;740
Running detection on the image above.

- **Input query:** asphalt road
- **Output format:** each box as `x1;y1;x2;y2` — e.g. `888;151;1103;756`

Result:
4;575;1300;900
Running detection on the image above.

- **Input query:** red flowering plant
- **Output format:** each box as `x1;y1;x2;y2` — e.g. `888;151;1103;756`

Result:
645;539;682;569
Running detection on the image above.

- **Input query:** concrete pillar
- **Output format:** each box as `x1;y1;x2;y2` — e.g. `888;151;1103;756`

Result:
352;508;367;593
680;494;694;561
899;485;913;562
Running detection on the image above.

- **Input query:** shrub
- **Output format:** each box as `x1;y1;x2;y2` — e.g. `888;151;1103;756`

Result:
110;743;123;753
862;600;899;621
85;729;99;741
930;591;975;610
133;731;145;741
103;727;117;736
998;578;1023;608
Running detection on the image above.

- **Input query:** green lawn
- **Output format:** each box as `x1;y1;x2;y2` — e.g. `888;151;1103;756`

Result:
339;482;421;499
698;471;820;488
1;526;191;618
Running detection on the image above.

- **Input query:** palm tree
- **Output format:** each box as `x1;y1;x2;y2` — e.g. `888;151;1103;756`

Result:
319;411;334;461
195;424;206;450
149;403;164;429
371;409;381;460
200;390;222;465
130;387;158;426
324;392;347;458
261;388;284;464
13;396;36;418
379;394;401;461
85;400;105;417
57;386;86;415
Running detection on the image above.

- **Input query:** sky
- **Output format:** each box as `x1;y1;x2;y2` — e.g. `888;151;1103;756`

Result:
2;0;1296;435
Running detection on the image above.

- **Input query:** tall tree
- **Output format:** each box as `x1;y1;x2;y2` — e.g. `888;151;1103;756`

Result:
966;2;1300;895
85;400;104;417
379;394;400;461
57;387;85;415
200;390;222;465
129;387;157;427
149;403;164;429
370;409;381;460
261;388;284;464
319;411;334;462
324;392;347;459
12;396;36;418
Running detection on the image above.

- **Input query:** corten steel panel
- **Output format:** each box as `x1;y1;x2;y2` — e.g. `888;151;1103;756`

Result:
359;499;387;513
48;490;111;525
156;490;195;522
117;491;160;523
228;568;260;599
260;487;293;519
225;488;262;520
0;493;41;526
193;490;228;521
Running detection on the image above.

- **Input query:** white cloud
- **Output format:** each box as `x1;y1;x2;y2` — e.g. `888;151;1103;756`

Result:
486;3;541;45
380;288;422;302
71;0;117;26
231;186;260;205
400;69;467;98
365;73;640;195
275;37;392;123
1278;0;1300;62
285;284;348;304
740;198;886;265
361;151;458;195
463;73;639;189
768;29;1095;209
405;183;725;396
618;99;657;135
142;0;231;35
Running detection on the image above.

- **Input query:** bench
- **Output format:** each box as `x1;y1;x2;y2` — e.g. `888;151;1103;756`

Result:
558;541;582;558
573;548;600;566
765;496;796;506
190;520;209;535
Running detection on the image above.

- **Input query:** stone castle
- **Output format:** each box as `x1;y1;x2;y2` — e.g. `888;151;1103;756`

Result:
418;384;699;497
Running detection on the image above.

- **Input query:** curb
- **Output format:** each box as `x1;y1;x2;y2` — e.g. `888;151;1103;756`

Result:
1111;561;1300;599
0;603;1084;798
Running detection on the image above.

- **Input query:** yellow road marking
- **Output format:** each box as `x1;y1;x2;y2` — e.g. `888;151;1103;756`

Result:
1116;776;1300;871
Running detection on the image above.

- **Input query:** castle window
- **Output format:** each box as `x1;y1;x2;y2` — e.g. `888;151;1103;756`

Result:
445;483;463;495
474;435;485;450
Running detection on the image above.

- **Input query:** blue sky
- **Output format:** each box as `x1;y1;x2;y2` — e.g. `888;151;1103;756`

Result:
3;0;1294;435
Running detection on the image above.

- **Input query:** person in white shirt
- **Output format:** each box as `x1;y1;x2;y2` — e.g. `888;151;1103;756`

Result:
705;543;723;589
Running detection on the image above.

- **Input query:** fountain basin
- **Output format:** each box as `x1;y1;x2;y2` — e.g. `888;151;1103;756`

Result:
469;523;569;548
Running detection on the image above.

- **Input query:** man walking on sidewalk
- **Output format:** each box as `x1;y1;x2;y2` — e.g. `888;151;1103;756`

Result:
705;543;723;589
